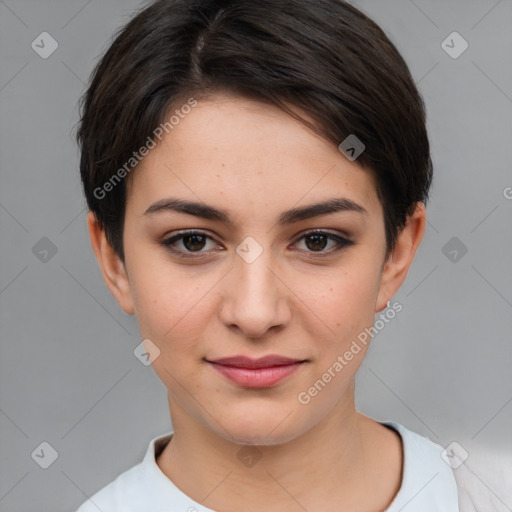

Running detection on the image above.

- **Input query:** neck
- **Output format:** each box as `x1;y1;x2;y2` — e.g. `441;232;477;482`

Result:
155;387;400;511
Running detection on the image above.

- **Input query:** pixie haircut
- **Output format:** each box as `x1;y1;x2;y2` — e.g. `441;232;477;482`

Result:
77;0;432;263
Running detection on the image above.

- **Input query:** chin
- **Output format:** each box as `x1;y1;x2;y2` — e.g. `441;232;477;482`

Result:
211;407;304;446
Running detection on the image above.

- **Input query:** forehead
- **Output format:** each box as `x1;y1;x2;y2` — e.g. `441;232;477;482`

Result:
126;95;382;220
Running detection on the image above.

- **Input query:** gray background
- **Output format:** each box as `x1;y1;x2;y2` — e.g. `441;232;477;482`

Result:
0;1;511;511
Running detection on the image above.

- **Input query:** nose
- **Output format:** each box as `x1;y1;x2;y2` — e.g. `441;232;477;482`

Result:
218;244;292;339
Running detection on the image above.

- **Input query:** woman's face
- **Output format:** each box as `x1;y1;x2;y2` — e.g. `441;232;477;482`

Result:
115;94;404;445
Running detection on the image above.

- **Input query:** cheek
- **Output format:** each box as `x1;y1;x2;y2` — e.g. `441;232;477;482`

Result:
132;275;210;388
296;262;380;341
128;253;223;360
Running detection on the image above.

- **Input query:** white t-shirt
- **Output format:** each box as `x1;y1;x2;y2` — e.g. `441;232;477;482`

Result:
76;422;459;512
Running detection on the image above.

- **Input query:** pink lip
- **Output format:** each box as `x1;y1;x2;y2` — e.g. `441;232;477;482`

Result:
207;355;305;388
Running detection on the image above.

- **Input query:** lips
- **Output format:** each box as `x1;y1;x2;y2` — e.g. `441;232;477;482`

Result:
207;355;305;388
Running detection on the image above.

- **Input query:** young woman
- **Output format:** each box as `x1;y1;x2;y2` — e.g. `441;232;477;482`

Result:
75;1;459;510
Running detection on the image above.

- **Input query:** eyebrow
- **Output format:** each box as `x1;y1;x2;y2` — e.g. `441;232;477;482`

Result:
143;197;367;225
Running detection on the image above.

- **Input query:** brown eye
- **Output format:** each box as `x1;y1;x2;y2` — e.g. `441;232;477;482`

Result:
304;234;329;251
161;230;219;256
294;230;353;255
182;234;207;251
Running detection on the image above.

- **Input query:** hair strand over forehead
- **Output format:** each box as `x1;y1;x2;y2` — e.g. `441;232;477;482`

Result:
76;0;432;262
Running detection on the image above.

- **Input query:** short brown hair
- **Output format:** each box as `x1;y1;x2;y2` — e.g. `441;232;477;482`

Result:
77;0;432;262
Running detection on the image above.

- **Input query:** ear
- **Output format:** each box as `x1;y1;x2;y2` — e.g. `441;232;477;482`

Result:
87;211;135;315
375;202;426;312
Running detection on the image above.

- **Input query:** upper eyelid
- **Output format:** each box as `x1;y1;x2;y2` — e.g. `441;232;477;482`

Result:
162;229;352;250
163;229;220;245
163;228;351;240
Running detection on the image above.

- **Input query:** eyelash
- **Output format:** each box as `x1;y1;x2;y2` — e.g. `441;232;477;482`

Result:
160;229;354;259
